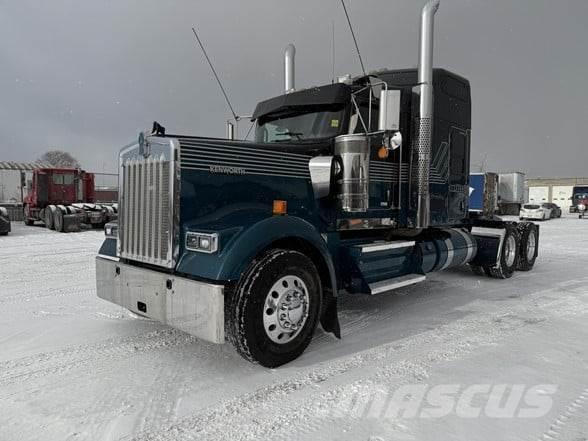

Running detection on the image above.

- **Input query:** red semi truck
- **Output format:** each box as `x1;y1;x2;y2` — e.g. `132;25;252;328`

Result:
23;167;117;232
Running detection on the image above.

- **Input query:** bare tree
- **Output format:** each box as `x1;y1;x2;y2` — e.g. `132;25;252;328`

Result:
38;150;81;169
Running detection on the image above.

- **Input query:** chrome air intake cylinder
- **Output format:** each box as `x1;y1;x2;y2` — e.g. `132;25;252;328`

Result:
334;134;370;212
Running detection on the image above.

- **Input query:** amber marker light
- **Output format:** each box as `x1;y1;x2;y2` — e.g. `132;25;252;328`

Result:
273;200;288;215
378;146;389;159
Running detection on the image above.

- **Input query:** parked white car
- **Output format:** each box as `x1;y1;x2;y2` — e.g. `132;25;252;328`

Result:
520;203;552;221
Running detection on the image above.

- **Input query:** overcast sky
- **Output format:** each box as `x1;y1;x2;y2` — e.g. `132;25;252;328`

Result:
0;0;587;178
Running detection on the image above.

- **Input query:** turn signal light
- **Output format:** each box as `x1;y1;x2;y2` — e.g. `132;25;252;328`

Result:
273;200;287;215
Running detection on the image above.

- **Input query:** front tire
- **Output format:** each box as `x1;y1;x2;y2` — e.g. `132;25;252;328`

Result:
226;249;321;367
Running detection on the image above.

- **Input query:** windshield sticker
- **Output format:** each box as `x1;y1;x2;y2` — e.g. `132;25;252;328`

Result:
330;119;340;128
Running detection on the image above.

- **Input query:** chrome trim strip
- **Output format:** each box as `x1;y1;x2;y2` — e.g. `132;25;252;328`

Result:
453;228;476;264
97;253;119;262
181;157;309;173
440;237;455;270
181;158;310;175
181;148;310;166
369;274;426;295
471;227;506;238
181;164;309;180
356;240;416;253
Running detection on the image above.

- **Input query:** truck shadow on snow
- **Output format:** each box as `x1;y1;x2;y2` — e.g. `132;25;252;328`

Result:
291;267;539;368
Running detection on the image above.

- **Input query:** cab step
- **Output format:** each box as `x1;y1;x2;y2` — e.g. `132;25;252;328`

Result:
368;273;426;295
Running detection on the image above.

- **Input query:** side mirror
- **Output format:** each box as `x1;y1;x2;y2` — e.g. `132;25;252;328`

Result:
378;90;401;131
309;156;339;199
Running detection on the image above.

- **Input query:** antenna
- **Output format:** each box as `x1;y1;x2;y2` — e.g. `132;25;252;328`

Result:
191;26;238;121
331;20;336;83
340;0;367;78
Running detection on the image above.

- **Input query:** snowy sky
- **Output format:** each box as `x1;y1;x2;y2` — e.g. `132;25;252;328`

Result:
0;0;586;178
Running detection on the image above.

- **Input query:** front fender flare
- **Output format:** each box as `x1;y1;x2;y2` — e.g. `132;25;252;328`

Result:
219;216;336;292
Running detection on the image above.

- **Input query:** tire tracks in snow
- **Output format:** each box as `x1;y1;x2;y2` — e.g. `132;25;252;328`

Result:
127;283;588;441
0;329;198;390
536;386;588;441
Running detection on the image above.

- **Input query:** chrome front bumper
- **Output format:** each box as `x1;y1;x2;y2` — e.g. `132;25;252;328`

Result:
96;256;224;343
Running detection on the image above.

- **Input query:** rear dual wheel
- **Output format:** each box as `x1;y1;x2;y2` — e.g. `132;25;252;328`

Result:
226;249;321;368
53;206;65;232
484;224;520;279
517;223;538;271
44;205;57;230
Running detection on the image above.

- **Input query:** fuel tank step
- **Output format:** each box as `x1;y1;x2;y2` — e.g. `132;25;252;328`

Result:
368;273;426;295
354;240;416;254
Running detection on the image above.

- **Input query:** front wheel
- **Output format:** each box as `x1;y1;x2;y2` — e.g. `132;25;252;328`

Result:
226;249;321;367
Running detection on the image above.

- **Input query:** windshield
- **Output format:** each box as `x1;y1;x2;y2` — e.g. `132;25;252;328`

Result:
255;108;344;143
524;204;540;209
52;173;75;185
574;193;588;200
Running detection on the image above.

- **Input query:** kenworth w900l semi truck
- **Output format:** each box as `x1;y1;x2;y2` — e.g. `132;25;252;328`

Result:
96;0;540;367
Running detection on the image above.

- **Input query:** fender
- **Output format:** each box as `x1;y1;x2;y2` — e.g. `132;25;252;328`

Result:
176;215;341;338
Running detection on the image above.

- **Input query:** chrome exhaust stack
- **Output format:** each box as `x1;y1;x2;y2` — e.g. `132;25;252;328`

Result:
284;44;296;94
414;0;440;229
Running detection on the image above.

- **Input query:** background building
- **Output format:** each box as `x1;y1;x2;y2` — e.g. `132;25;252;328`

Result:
526;177;588;207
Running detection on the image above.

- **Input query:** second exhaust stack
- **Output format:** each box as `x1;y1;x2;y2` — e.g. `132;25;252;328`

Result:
414;0;440;229
284;44;296;93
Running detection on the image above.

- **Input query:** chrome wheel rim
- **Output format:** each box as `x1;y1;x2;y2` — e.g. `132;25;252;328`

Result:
263;275;309;344
505;235;517;267
526;230;536;260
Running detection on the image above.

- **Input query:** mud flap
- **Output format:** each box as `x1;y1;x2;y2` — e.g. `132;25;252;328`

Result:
63;214;81;232
320;292;341;339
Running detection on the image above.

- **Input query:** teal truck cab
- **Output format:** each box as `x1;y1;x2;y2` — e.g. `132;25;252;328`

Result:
96;0;540;367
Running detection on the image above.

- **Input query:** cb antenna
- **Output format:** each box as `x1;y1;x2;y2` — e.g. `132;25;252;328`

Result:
191;26;239;121
331;20;336;83
340;0;367;78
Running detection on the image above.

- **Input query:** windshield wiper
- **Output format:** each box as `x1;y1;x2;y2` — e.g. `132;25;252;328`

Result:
275;131;304;141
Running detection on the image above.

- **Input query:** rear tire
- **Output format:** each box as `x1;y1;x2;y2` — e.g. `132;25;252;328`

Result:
484;224;520;279
44;206;56;230
226;249;321;368
517;223;538;271
54;207;64;232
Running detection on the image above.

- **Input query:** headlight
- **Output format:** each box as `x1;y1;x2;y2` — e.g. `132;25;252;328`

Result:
186;232;219;253
104;222;118;239
579;204;586;212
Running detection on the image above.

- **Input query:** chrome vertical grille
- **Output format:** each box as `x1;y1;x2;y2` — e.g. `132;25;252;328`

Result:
118;140;177;268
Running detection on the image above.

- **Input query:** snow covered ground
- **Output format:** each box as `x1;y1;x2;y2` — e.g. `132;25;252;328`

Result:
0;217;587;441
